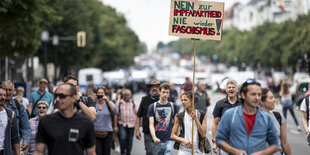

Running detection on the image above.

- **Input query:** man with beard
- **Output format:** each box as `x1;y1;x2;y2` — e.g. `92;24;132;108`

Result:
136;79;160;155
0;85;19;155
3;80;31;153
211;79;240;154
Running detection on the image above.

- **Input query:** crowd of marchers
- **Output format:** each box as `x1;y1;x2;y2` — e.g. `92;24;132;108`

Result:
0;74;309;155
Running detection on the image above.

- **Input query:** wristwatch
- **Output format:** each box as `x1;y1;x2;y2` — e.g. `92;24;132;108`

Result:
212;139;216;143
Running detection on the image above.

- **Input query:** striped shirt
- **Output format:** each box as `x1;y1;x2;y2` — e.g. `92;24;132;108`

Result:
28;116;47;155
116;99;136;128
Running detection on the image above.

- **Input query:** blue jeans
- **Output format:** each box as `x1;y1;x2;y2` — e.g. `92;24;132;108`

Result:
282;101;299;126
152;140;174;155
144;133;154;155
119;125;135;155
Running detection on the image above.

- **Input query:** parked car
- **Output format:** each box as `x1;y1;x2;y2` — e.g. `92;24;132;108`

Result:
293;79;310;109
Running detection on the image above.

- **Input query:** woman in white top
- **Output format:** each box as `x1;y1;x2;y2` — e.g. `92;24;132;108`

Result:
171;92;208;155
261;88;292;155
279;82;301;129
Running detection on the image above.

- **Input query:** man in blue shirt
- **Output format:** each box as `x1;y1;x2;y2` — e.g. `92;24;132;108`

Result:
216;79;278;154
3;80;31;153
28;78;53;117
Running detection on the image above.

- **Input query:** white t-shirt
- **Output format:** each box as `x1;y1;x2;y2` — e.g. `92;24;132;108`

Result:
270;111;286;155
300;96;310;131
179;110;202;153
0;110;8;150
280;92;292;102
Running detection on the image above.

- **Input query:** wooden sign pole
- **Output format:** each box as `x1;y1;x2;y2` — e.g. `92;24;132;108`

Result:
191;38;199;155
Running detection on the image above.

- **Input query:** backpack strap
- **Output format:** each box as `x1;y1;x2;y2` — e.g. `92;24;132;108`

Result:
198;110;205;123
10;111;14;125
14;98;21;111
154;102;158;119
5;108;14;125
132;100;136;113
170;102;174;116
272;111;282;126
306;97;309;125
118;100;123;115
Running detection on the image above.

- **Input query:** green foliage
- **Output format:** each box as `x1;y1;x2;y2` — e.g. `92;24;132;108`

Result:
94;5;141;70
0;0;60;58
1;0;143;74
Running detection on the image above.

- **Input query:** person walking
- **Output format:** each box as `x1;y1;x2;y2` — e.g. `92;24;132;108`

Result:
3;80;30;153
171;92;208;155
180;77;192;95
211;79;240;154
300;92;310;146
147;83;178;155
94;86;118;155
261;88;292;155
33;83;96;155
14;86;29;110
279;82;301;131
28;78;53;118
114;89;136;155
169;82;178;104
195;81;210;112
28;101;49;155
136;79;160;155
64;75;97;121
0;85;20;155
216;79;279;154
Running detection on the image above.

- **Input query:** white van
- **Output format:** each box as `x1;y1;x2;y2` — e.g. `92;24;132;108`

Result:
78;68;103;94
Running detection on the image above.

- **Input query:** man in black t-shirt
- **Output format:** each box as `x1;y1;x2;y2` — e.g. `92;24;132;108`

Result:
211;79;240;154
34;83;96;155
136;79;160;155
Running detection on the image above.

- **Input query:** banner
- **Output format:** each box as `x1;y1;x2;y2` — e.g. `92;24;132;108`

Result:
168;0;224;40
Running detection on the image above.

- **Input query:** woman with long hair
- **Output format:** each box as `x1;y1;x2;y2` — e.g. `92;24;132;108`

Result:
94;86;118;155
171;92;208;155
261;88;292;155
280;83;301;130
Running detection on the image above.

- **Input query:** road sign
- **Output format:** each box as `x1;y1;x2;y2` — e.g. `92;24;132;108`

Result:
77;31;86;47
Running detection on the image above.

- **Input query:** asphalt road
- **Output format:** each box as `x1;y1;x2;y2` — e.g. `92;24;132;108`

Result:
112;91;310;155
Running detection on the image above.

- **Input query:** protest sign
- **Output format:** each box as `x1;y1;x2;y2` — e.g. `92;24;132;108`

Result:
169;0;224;40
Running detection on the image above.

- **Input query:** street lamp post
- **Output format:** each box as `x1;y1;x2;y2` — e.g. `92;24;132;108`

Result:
52;35;59;85
41;30;49;80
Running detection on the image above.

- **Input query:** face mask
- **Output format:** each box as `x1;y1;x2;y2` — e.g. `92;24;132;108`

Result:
97;95;103;99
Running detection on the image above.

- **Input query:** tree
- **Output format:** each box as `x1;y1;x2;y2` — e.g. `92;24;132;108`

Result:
0;0;59;58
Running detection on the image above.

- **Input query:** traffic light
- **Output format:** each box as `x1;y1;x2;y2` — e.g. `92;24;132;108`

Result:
77;31;86;47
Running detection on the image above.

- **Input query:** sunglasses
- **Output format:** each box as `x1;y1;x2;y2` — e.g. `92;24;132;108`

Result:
244;79;261;86
54;93;72;99
37;106;47;110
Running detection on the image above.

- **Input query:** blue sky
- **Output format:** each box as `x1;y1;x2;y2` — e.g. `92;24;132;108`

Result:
102;0;249;52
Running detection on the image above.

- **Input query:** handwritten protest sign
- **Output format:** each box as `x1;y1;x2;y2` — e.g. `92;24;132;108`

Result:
169;0;224;40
